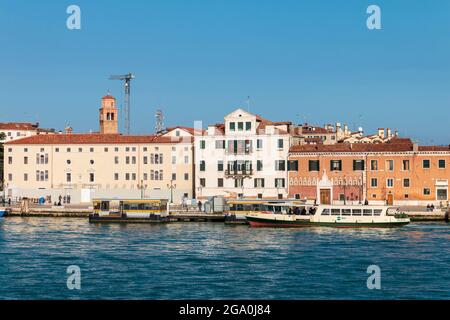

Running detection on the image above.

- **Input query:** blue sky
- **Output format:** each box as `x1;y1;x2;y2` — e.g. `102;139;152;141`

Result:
0;0;449;144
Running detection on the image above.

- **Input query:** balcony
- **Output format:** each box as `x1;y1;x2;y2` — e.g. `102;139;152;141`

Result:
225;169;254;177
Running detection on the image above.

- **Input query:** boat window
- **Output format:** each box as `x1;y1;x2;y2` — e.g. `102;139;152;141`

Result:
331;208;341;215
93;202;101;210
374;209;382;216
322;208;330;215
363;209;373;216
236;204;244;211
101;201;110;211
342;209;351;216
243;204;253;211
352;209;362;216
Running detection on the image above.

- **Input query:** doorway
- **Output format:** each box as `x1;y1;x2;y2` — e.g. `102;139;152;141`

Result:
387;193;394;205
320;189;331;205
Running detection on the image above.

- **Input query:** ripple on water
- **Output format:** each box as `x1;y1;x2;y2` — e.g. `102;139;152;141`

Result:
0;218;449;299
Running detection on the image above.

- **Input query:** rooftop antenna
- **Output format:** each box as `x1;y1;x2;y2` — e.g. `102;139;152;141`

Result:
246;96;251;113
109;73;135;134
155;109;164;134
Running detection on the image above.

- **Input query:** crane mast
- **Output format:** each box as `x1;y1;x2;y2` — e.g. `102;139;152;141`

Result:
109;73;135;134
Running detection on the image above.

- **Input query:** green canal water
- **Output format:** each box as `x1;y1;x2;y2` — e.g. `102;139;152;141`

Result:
0;217;449;299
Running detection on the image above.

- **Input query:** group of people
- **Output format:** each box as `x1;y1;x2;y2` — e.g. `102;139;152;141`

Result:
426;204;436;212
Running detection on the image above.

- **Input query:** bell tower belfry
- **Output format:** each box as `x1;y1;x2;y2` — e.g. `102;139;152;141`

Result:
99;93;118;134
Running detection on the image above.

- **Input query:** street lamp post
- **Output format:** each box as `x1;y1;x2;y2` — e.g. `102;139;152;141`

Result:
167;180;176;204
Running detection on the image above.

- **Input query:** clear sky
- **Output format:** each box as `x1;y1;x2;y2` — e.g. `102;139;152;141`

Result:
1;0;449;144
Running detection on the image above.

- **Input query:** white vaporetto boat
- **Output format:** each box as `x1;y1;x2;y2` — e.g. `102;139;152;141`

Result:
246;204;410;228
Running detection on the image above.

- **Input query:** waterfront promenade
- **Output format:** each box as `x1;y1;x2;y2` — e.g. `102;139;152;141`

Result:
3;203;448;221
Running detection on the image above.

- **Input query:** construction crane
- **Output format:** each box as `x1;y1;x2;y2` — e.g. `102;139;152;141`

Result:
109;73;135;134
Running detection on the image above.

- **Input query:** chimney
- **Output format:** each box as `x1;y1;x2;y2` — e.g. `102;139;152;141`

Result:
387;128;392;139
377;128;385;139
413;142;419;152
344;124;349;136
65;126;73;134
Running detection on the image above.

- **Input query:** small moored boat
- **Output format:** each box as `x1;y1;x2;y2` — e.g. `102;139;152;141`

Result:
0;207;6;218
246;205;410;228
89;198;170;223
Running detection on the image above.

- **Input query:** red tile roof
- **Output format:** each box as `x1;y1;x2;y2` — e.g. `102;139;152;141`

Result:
102;95;116;100
0;122;38;131
5;133;193;145
290;140;450;153
166;126;205;135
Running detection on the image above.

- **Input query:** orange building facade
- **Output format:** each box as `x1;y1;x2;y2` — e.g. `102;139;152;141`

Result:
288;140;450;206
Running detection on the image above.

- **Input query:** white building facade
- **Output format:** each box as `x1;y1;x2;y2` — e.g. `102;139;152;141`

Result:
195;109;294;200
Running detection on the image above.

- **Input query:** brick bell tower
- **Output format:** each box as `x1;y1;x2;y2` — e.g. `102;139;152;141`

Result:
99;92;118;134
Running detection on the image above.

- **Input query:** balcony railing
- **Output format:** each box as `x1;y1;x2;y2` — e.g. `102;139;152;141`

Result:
225;169;254;177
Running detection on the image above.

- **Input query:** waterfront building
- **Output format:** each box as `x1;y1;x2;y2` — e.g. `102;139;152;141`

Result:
195;108;294;199
288;139;450;206
3;94;195;203
0;122;55;143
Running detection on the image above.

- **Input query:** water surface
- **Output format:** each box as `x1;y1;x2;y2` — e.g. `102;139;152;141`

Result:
0;217;449;299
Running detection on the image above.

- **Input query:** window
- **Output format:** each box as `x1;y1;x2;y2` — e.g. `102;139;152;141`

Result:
172;173;176;181
89;173;95;182
126;156;130;164
24;173;28;181
275;160;286;171
90;160;94;165
184;156;189;164
288;160;298;171
215;140;225;149
437;189;448;200
275;178;285;188
244;122;251;131
277;139;284;149
229;122;235;131
171;156;176;165
438;159;446;169
234;178;243;188
423;188;431;195
403;178;410;188
66;173;72;183
218;178;224;187
257;160;263;171
217;161;224;172
237;122;243;131
184;173;189;181
353;160;365;171
24;156;28;164
200;140;206;149
115;147;119;152
387;178;394;188
371;178;378;188
8;157;12;165
104;147;108;152
55;148;59;152
114;173;119;181
200;178;206;187
114;156;119;164
309;160;320;172
90;148;94;153
423;159;430;169
386;160;394;171
8;174;12;181
256;139;263;149
126;173;130;181
402;160;410;171
132;156;136;164
254;178;265;188
330;160;342;171
143;173;148;180
200;160;206;171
